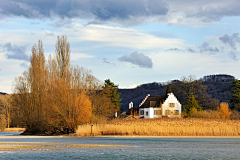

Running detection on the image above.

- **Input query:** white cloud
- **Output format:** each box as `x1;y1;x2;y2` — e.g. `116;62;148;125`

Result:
68;24;186;50
71;53;94;60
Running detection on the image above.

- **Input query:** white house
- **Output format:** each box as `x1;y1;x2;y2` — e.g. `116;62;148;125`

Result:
138;93;181;118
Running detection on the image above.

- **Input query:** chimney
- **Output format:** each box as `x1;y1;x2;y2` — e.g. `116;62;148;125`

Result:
129;102;133;109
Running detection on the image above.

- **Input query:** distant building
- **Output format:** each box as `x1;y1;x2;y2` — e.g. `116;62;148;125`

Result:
126;93;181;118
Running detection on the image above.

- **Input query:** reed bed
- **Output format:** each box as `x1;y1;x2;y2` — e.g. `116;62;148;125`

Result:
3;128;26;132
76;118;240;137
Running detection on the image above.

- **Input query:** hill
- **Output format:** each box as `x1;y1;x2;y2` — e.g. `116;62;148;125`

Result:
119;74;234;111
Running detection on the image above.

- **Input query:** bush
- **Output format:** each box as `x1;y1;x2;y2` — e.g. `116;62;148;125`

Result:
188;108;221;119
230;110;240;120
217;102;231;120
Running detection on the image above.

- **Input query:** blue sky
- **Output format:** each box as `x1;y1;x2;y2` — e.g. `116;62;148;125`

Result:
1;0;240;93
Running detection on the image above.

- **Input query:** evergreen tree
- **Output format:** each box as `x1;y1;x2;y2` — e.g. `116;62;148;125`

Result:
166;84;172;95
230;79;240;111
185;94;202;114
102;79;122;112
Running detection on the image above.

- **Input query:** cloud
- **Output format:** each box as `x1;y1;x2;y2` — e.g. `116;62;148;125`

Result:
0;0;168;26
31;22;40;25
165;47;196;53
166;0;240;23
2;42;29;61
165;48;183;52
45;31;55;37
118;51;153;68
102;58;115;66
1;0;240;26
219;33;240;50
186;47;195;53
20;62;29;69
229;51;238;61
90;0;168;21
199;42;219;54
49;18;73;28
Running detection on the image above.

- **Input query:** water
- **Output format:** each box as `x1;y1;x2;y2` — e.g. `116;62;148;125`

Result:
0;132;240;159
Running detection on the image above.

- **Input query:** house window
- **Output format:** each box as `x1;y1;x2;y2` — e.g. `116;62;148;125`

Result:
174;110;179;115
140;110;144;115
154;110;162;115
146;111;148;116
165;110;170;115
169;103;175;107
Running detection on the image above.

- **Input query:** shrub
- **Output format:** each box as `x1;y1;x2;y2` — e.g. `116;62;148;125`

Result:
217;102;231;120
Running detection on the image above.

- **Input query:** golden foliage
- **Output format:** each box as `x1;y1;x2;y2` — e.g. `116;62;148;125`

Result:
217;102;232;120
11;37;107;133
74;91;92;124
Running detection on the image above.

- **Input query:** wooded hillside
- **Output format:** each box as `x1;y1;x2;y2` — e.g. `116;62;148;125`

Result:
119;74;234;111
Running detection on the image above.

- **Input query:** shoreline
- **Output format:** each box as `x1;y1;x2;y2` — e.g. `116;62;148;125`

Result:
1;135;240;139
100;135;240;138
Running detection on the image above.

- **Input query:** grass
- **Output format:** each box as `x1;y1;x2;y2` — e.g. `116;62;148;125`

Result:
76;118;240;137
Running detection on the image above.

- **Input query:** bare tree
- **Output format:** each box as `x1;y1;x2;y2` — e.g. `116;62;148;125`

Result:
171;75;212;107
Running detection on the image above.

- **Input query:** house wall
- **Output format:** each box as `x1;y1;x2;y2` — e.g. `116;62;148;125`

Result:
139;108;162;118
153;108;162;118
162;93;181;118
139;108;152;118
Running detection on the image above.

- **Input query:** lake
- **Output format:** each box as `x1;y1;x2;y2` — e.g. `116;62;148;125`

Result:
0;132;240;159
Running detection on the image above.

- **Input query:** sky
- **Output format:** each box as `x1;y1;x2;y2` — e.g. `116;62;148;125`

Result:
1;0;240;93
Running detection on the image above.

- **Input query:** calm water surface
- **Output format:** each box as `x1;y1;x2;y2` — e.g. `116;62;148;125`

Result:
0;132;240;160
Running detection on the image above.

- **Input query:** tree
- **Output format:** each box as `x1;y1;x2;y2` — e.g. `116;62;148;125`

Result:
55;35;70;79
0;95;11;129
217;102;231;119
185;94;202;115
166;84;172;95
11;37;106;134
171;75;215;109
102;79;122;113
11;40;49;132
230;79;240;111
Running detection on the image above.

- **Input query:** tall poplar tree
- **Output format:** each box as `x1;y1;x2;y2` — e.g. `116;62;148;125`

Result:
55;35;70;79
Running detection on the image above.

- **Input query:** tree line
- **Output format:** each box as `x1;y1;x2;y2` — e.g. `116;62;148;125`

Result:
0;36;121;134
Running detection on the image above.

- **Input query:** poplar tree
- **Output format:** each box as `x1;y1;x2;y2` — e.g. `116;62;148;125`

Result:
55;35;70;79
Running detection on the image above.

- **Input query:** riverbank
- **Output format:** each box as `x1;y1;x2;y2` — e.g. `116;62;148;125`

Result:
76;118;240;136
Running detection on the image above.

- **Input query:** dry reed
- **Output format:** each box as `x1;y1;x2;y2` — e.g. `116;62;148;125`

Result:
76;118;240;137
3;128;26;132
